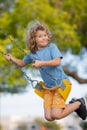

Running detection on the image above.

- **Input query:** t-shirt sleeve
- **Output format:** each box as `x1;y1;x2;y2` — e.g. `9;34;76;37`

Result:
23;53;32;64
50;44;63;59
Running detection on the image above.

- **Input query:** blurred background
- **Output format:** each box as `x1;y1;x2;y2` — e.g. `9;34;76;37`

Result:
0;0;87;130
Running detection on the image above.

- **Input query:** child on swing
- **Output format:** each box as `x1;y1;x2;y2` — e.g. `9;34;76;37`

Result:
5;20;87;121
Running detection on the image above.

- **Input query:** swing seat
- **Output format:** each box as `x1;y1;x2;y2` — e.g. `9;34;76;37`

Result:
34;79;72;101
58;79;72;101
34;81;45;99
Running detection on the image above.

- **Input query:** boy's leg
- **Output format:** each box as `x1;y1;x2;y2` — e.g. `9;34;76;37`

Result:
43;89;86;121
51;102;81;119
43;90;55;121
51;90;81;120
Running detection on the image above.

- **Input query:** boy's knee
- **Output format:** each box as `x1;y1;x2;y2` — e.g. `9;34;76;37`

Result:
45;115;52;121
51;113;62;120
45;115;54;121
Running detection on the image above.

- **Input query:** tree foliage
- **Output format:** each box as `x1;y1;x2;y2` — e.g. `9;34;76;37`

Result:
0;0;87;93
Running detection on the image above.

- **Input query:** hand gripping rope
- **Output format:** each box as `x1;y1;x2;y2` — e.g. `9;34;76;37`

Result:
0;28;39;88
0;50;38;88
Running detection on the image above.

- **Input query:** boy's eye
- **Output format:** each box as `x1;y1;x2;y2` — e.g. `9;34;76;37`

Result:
37;34;47;38
38;36;42;38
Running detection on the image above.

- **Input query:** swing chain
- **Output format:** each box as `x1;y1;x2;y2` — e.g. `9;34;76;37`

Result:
20;69;38;88
0;28;27;55
0;50;38;88
0;50;6;55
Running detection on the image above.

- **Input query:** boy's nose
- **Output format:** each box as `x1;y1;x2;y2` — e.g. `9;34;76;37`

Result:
42;36;46;40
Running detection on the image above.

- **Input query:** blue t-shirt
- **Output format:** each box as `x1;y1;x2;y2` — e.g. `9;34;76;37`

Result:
23;43;69;88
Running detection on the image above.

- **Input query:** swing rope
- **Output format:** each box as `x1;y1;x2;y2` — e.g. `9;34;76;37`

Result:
0;28;39;88
0;28;27;55
0;50;38;88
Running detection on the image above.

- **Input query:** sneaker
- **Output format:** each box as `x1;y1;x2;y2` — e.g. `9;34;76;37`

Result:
69;97;87;120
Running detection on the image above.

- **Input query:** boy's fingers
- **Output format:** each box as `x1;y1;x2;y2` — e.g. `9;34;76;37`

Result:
32;63;35;67
32;60;35;63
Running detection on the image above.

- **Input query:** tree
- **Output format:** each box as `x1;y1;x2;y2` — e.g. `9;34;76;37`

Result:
0;0;87;93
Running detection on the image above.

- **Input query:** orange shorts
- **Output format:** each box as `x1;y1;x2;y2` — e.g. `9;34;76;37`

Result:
44;89;66;109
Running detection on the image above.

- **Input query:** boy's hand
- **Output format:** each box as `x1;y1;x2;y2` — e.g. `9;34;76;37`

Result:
32;60;43;68
5;53;12;61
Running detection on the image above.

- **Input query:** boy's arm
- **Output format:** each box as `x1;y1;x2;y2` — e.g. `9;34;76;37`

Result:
5;54;26;67
32;58;61;68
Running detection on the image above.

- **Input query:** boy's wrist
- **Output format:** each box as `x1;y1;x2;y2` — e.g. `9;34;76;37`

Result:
41;61;50;67
10;57;14;62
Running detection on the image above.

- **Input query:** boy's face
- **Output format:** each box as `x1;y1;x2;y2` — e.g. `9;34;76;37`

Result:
35;30;49;50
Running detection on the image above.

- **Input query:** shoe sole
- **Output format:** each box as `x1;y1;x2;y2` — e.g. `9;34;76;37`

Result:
83;98;87;116
78;97;87;119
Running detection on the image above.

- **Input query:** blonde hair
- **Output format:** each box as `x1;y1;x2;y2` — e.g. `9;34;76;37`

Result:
26;20;51;53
